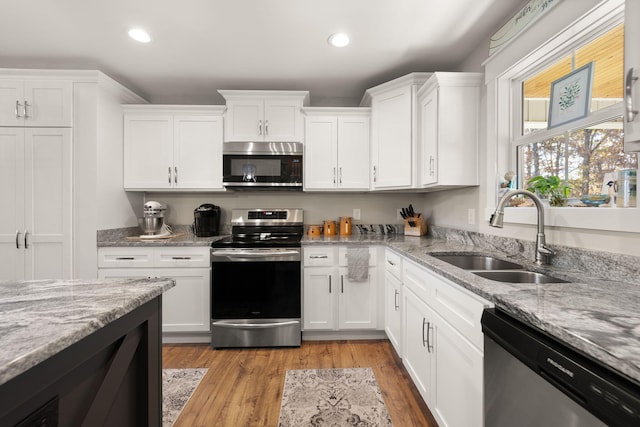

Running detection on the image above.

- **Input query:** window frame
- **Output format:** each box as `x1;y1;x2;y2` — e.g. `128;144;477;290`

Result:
483;0;638;234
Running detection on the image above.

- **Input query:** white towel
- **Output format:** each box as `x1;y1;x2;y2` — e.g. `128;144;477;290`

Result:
347;247;370;282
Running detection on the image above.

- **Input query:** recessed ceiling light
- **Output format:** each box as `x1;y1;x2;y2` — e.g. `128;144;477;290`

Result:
128;28;151;43
328;32;350;48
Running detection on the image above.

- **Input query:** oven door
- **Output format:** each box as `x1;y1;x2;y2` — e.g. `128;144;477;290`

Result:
222;154;303;189
210;248;301;347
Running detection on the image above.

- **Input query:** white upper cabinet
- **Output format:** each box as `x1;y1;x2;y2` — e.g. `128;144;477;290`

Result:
624;0;640;151
362;73;431;190
123;105;225;191
218;90;309;142
303;108;370;191
417;72;482;190
0;80;72;127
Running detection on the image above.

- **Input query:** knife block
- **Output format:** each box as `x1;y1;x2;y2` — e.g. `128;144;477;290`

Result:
404;213;427;236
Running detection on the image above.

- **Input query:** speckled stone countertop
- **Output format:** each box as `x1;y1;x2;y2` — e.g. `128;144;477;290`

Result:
0;277;174;387
303;227;640;385
97;225;227;247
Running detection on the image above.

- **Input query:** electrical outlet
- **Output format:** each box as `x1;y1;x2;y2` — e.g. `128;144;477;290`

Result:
353;209;361;220
397;209;403;221
468;208;475;225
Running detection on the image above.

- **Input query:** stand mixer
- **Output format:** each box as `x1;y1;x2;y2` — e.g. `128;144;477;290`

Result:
140;201;170;236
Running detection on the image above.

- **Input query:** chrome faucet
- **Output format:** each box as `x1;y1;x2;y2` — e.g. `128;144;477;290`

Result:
489;189;554;265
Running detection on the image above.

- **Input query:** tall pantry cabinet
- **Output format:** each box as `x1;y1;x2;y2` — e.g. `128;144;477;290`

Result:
0;70;145;281
0;78;72;280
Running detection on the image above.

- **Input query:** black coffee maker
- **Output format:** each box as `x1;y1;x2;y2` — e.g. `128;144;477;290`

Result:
193;203;221;237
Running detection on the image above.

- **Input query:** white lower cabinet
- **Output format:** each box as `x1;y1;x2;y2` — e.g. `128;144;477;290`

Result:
402;258;490;427
384;250;403;356
97;246;211;338
303;245;377;331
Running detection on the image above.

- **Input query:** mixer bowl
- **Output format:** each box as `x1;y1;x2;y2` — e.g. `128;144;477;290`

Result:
139;217;164;235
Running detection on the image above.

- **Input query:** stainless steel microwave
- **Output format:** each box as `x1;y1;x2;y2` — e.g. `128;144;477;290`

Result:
222;141;303;190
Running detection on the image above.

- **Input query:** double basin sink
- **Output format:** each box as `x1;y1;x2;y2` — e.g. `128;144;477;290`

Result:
431;254;568;284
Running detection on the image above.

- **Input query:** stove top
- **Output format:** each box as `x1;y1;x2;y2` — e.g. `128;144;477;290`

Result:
212;208;303;249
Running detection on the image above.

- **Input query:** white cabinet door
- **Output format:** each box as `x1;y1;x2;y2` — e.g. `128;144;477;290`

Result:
430;305;483;427
156;267;211;333
304;115;338;190
24;128;72;279
224;100;263;141
264;98;303;142
174;115;224;189
625;0;640;151
384;270;402;356
371;88;413;189
123;114;173;189
303;267;337;330
0;128;25;280
0;128;71;280
403;287;433;405
337;116;370;190
420;89;438;186
338;268;377;330
0;80;72;127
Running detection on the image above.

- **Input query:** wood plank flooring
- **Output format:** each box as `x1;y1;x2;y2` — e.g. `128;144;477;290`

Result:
163;340;438;427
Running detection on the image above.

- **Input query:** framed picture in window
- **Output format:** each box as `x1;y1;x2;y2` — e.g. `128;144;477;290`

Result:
548;62;594;129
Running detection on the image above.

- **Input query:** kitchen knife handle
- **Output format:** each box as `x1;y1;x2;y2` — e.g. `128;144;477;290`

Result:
15;100;22;118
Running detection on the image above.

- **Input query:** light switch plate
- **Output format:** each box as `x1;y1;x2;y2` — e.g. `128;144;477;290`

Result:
353;209;361;220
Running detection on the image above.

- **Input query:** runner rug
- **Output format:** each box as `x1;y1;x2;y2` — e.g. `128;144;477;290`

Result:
162;368;207;427
278;367;393;426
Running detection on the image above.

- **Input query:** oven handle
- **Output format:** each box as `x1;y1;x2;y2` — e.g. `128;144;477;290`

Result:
213;320;300;328
211;249;300;262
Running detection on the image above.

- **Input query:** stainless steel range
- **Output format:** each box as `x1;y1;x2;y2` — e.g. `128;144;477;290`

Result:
210;208;303;348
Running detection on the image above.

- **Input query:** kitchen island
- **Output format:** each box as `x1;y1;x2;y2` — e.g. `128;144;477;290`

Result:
0;277;174;426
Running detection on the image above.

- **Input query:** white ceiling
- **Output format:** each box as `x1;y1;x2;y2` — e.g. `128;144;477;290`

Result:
1;0;523;105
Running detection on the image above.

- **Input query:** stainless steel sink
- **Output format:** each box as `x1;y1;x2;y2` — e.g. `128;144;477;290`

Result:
472;270;568;284
431;254;523;270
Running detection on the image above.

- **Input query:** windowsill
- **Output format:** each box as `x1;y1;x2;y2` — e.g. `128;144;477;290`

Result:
484;206;640;233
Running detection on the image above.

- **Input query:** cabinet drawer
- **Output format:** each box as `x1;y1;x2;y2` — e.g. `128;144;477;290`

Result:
97;247;154;268
427;269;490;351
155;247;210;268
303;246;336;266
402;259;434;303
338;247;377;267
384;250;402;278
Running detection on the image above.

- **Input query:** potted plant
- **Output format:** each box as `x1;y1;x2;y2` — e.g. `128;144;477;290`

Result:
526;175;571;207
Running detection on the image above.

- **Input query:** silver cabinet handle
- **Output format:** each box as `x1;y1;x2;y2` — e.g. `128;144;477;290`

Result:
329;275;332;293
171;256;192;260
422;318;427;348
23;101;30;119
625;68;639;122
373;165;377;183
265;119;269;135
387;259;395;266
168;166;172;184
115;257;135;260
15;100;22;118
394;289;399;311
309;255;328;259
339;167;342;184
174;166;178;184
15;230;20;249
333;167;336;184
258;119;262;135
430;156;435;176
24;230;28;249
427;321;433;352
341;275;344;293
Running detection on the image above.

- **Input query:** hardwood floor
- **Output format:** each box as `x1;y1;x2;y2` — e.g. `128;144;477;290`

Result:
163;340;438;427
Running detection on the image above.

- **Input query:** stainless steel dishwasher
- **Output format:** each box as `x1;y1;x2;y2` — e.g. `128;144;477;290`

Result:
482;308;640;427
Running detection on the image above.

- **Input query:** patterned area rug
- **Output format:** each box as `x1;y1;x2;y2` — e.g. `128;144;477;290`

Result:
278;368;393;426
162;368;207;427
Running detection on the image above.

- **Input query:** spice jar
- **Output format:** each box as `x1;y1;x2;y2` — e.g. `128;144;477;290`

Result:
339;216;352;236
323;220;336;236
308;225;322;237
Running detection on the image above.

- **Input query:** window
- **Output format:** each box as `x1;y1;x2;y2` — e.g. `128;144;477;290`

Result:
515;24;637;199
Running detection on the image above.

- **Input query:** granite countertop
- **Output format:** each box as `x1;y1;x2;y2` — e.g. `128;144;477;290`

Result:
0;277;174;387
97;225;226;247
303;231;640;385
